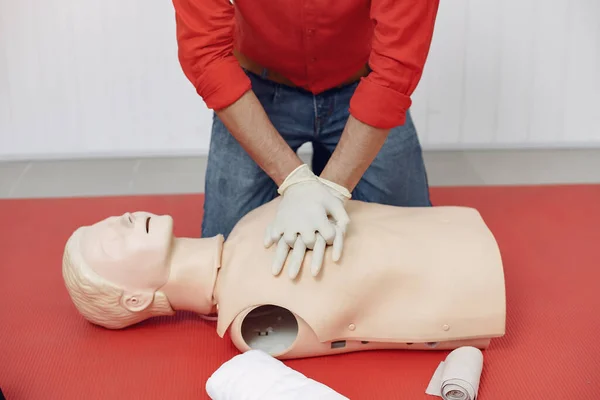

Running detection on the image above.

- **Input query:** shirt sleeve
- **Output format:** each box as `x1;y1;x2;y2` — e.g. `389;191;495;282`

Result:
172;0;252;110
349;0;439;129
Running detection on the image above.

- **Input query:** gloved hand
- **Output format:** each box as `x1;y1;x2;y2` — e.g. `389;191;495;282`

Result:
264;164;351;279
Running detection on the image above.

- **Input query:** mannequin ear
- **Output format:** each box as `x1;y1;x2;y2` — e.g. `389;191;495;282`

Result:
121;291;154;312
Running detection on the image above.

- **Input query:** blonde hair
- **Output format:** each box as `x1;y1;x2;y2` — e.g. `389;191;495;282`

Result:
62;227;175;329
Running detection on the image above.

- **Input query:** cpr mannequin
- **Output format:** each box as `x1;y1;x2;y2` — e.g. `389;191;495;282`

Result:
62;198;506;360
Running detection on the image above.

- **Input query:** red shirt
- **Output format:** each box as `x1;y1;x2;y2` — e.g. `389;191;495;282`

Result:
172;0;439;129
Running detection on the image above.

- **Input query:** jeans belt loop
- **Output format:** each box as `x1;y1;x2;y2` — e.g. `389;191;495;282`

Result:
260;68;269;79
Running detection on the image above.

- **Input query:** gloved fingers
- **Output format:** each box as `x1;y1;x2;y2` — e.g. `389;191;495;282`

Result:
264;226;276;248
271;237;290;276
267;223;285;247
325;200;350;234
332;225;344;262
317;220;336;244
288;237;307;279
283;230;300;247
299;229;317;249
311;233;326;276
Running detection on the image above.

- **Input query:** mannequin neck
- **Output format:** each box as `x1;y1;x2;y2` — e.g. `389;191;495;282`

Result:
159;235;224;315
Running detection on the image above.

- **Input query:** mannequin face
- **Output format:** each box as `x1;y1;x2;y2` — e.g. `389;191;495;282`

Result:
79;212;174;294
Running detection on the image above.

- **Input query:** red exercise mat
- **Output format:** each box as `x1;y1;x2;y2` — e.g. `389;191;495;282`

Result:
1;185;599;399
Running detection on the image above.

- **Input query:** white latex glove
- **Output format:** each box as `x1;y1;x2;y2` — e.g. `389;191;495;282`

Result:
264;164;351;279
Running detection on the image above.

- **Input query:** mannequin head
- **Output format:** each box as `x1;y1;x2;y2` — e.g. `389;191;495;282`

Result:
62;212;176;329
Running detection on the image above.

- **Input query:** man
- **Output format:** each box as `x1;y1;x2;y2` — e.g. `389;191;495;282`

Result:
171;0;439;278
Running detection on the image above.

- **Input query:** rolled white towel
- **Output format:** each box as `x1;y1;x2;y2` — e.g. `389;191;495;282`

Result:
206;350;349;400
425;346;484;400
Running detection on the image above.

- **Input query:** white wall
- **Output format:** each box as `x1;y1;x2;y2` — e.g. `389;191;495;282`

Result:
0;0;599;160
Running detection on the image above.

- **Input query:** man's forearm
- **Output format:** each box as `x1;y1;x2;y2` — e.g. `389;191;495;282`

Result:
215;90;303;186
320;115;390;191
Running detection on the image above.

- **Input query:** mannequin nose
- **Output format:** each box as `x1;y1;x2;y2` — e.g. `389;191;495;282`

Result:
122;212;134;226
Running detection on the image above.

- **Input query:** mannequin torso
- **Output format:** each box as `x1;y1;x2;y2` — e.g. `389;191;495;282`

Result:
214;199;506;359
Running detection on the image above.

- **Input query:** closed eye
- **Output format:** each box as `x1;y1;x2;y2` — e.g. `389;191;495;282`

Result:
145;217;150;233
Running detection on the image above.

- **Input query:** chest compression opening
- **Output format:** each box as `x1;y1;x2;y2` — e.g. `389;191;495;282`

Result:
241;305;299;355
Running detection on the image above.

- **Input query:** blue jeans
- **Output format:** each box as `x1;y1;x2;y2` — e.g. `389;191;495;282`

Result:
202;70;431;238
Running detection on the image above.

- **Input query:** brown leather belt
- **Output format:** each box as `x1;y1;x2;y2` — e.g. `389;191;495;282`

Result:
234;49;370;89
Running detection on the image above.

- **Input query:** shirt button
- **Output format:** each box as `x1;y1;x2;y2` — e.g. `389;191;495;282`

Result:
307;29;315;35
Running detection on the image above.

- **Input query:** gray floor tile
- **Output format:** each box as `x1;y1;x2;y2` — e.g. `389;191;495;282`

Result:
8;158;138;198
0;162;30;196
423;151;485;186
131;157;207;195
131;172;205;195
464;149;600;185
135;156;206;176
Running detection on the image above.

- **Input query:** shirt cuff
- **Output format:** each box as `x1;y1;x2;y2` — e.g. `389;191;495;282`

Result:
194;57;252;111
349;78;413;129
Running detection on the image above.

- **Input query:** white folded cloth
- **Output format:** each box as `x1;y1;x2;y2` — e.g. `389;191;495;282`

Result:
206;350;349;400
425;346;484;400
